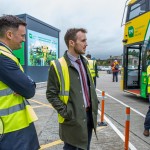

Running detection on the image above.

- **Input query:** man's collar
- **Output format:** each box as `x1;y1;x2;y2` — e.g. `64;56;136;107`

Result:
67;51;80;62
64;50;87;66
0;42;12;53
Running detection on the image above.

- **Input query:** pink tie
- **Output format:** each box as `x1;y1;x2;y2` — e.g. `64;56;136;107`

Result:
76;59;90;107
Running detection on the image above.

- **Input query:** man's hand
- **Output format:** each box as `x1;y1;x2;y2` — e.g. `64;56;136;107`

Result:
13;92;20;96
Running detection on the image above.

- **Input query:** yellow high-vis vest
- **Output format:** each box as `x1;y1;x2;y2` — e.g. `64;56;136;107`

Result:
88;60;96;77
147;65;150;93
51;57;70;123
51;56;93;123
0;46;38;134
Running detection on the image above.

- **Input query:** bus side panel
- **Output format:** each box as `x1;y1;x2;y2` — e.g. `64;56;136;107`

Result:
124;12;150;45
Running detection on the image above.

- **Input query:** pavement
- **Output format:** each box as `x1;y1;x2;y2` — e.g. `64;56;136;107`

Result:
32;82;124;150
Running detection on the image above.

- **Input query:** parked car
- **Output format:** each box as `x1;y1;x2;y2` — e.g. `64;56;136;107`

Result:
97;66;103;71
103;66;111;71
128;65;135;69
100;66;111;71
107;69;112;74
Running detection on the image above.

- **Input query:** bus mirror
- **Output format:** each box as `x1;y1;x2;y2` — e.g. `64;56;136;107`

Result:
122;39;128;43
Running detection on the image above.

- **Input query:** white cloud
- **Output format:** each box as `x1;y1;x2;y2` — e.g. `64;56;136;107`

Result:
0;0;126;59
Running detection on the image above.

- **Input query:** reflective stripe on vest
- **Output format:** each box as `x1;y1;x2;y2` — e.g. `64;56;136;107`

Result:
0;45;38;133
147;66;150;93
0;99;29;116
0;88;13;96
88;60;96;77
0;46;24;72
54;59;69;97
148;83;150;93
51;57;70;123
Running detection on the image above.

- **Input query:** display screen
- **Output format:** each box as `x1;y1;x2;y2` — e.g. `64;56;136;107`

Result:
13;42;25;65
27;29;58;66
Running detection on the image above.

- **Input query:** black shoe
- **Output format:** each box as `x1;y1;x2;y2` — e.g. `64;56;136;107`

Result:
143;130;149;136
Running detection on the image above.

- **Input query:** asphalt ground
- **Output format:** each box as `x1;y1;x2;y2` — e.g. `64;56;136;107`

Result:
30;77;125;150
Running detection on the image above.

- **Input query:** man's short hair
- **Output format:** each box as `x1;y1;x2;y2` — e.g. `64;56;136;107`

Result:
0;15;27;37
64;28;87;48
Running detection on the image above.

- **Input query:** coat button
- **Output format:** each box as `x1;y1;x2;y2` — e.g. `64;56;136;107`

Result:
83;119;86;122
83;105;85;108
80;91;82;93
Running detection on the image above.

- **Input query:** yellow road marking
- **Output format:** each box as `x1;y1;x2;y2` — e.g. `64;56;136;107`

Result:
30;99;53;109
40;140;63;149
39;126;107;149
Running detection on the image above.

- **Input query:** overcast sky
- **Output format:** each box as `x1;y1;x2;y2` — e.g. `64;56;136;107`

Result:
0;0;126;59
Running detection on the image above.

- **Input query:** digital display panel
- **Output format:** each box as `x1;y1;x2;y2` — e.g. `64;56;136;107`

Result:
27;29;58;66
13;42;25;65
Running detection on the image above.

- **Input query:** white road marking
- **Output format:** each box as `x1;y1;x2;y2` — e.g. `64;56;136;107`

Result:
98;110;137;150
96;89;145;118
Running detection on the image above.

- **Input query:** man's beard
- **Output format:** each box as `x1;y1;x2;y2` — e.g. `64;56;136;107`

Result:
74;46;85;55
11;43;22;50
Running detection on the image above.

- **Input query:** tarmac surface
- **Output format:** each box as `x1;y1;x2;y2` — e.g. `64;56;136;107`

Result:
31;82;125;150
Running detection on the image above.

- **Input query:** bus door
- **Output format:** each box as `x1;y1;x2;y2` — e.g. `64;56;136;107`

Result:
125;46;141;95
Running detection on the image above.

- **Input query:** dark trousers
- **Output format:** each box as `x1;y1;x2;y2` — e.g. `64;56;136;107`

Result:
113;72;118;82
144;96;150;130
63;109;93;150
93;77;96;87
144;106;150;130
0;123;40;150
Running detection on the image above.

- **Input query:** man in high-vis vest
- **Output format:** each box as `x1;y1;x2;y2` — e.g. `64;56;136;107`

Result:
0;15;39;149
86;54;98;87
46;28;98;150
143;64;150;137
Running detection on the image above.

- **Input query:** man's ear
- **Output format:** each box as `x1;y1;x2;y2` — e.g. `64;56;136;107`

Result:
69;40;75;47
6;30;13;40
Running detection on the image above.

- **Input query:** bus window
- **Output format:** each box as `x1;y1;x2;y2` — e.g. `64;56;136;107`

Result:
126;47;141;88
128;49;139;69
146;50;150;65
128;0;147;21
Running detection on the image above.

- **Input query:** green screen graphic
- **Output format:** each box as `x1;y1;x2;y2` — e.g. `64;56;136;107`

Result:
13;42;25;65
27;29;58;66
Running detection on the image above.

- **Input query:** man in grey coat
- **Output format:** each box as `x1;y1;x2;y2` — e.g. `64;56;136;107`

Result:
46;28;98;150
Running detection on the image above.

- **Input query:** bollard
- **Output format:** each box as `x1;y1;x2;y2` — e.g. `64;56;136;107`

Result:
124;107;130;150
101;100;104;122
102;91;105;99
97;91;107;126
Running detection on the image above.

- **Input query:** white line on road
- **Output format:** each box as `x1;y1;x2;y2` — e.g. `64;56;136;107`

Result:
98;110;137;150
96;89;146;118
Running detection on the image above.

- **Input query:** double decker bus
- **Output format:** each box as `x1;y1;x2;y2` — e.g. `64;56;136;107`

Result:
121;0;150;98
